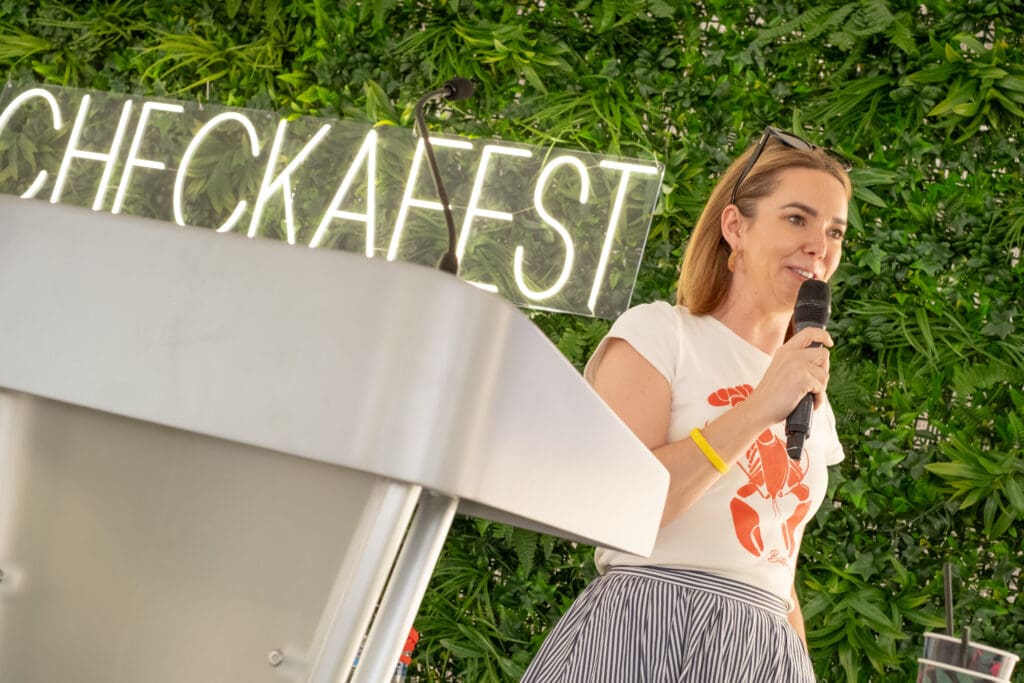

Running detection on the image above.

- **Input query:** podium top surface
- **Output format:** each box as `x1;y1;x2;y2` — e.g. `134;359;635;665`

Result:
0;195;667;555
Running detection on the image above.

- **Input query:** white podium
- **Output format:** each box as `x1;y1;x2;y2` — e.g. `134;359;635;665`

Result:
0;195;668;683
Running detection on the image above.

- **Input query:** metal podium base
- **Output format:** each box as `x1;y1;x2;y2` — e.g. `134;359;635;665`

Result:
0;391;439;683
349;491;458;683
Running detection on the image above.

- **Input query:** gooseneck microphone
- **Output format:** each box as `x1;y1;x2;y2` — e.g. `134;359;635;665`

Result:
412;77;476;275
785;279;831;460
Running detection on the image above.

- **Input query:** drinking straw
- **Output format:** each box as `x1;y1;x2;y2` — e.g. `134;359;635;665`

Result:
943;562;954;637
960;626;971;668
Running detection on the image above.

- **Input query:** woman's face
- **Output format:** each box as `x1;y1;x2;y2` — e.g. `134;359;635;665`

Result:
729;166;848;314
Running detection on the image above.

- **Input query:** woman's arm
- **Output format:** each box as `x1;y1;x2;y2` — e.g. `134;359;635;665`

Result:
591;326;832;526
789;583;808;649
591;338;768;525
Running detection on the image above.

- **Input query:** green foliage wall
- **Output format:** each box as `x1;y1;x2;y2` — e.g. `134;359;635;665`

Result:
3;1;1022;681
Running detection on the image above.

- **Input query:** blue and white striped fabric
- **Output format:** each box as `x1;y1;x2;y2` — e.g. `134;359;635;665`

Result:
521;566;815;683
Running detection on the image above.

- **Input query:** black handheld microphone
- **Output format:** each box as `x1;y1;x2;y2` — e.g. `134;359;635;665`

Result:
412;77;476;275
785;279;831;460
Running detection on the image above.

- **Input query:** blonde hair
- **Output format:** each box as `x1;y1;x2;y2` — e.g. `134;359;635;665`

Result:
676;138;853;314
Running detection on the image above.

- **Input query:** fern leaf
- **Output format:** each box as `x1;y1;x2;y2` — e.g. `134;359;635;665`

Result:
511;528;538;576
802;3;858;43
751;6;832;49
887;16;918;55
1005;412;1024;449
828;29;857;51
850;0;895;36
951;362;1021;396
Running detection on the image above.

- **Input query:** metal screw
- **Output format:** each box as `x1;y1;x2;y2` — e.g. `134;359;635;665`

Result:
268;649;284;667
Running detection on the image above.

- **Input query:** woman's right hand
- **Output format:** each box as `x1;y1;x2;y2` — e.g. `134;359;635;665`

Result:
743;326;833;427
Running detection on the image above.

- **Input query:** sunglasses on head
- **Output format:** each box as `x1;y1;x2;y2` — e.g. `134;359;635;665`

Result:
729;126;853;206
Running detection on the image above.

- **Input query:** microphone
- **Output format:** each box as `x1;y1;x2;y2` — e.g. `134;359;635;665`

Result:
412;77;476;274
785;279;831;460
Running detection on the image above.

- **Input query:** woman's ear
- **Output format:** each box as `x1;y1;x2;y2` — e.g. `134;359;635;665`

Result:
720;202;744;251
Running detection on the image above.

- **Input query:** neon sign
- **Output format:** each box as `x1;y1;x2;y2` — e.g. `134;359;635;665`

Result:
0;83;662;318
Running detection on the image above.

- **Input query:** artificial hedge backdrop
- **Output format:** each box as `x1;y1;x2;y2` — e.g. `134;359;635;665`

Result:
2;1;1022;681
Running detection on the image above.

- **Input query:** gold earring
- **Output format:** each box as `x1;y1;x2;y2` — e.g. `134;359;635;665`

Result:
727;250;737;272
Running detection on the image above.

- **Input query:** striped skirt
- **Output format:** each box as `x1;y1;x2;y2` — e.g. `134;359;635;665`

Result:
521;566;815;683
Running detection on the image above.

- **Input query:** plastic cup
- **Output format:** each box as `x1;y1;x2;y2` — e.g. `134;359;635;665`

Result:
920;633;1019;681
917;658;1002;682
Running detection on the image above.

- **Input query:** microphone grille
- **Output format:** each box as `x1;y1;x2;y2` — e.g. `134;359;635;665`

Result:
443;77;476;102
794;279;831;327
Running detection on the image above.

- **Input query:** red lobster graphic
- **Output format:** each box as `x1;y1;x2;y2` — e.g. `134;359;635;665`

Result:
708;385;811;566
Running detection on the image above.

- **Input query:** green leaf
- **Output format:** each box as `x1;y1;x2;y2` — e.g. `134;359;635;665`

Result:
596;0;617;34
840;594;905;639
953;33;988;55
1004;477;1024;515
838;644;858;683
929;81;978;117
991;509;1015;537
276;72;308;86
998;74;1024;93
852;184;887;208
925;462;985;480
900;63;961;86
901;608;949;630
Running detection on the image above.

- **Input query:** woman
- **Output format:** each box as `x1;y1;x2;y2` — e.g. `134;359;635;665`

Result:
522;128;853;683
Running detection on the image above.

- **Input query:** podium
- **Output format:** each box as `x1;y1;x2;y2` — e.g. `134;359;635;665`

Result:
0;195;668;682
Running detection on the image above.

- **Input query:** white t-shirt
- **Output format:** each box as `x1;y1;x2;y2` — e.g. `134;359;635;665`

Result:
584;301;844;608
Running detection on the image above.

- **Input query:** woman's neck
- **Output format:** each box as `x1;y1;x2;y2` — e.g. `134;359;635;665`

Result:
710;294;791;355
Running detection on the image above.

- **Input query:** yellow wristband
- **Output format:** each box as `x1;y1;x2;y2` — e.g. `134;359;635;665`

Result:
690;427;729;474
